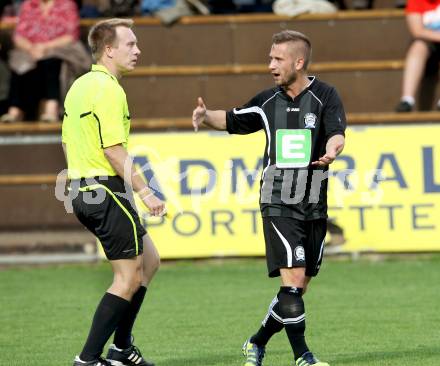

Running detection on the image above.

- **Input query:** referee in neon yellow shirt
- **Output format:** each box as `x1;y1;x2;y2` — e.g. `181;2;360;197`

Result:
62;18;164;366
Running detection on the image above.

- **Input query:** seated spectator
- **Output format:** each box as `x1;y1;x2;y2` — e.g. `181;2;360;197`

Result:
350;0;406;9
142;0;209;25
0;44;11;116
329;0;406;9
273;0;337;16
234;0;274;13
1;0;13;17
0;30;14;115
1;0;84;123
396;0;440;112
80;0;139;18
207;0;236;13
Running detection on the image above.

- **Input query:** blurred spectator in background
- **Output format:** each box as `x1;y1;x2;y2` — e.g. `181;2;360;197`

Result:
0;43;11;116
329;0;406;9
141;0;190;23
0;23;13;115
207;0;273;13
79;0;138;18
206;0;236;13
396;0;440;112
0;0;11;16
273;0;337;16
0;0;90;123
234;0;274;12
0;0;19;18
352;0;405;9
141;0;209;25
163;0;274;15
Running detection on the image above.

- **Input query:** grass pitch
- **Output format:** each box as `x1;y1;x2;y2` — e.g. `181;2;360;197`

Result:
1;256;440;366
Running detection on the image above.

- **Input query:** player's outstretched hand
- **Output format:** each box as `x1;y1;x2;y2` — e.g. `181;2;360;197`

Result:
311;139;343;167
311;153;336;167
192;97;206;132
142;193;166;217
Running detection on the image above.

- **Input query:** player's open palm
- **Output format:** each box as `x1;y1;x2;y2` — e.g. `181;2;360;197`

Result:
312;136;344;166
192;97;206;132
142;193;166;217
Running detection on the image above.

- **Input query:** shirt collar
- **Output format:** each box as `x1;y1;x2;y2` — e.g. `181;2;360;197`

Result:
91;64;118;82
277;76;316;101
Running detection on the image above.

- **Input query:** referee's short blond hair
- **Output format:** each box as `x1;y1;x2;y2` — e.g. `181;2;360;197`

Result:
272;30;312;70
88;18;134;61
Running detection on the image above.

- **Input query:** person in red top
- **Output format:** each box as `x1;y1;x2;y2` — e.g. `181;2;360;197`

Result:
396;0;440;112
1;0;79;122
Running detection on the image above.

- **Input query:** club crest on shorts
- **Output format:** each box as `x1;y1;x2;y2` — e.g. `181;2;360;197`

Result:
294;246;305;261
304;113;317;129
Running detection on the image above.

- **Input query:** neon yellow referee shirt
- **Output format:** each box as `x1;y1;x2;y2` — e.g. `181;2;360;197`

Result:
62;64;131;179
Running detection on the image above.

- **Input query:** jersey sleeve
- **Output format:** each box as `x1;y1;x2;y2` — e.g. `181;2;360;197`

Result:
322;87;346;139
61;117;68;144
226;94;264;135
93;84;127;148
62;88;74;144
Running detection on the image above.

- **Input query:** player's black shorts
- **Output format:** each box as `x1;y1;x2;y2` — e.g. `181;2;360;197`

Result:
262;216;327;278
70;176;146;260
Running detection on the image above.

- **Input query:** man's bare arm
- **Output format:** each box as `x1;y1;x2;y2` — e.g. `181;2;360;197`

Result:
104;144;165;216
192;97;226;131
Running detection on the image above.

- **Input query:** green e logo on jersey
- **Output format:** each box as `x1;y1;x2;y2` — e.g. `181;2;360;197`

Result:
276;129;311;168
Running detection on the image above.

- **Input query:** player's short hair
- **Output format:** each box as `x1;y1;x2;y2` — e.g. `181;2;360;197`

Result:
272;30;312;70
88;18;134;61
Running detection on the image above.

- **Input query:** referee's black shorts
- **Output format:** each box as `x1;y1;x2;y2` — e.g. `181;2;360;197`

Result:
263;216;327;278
70;176;146;260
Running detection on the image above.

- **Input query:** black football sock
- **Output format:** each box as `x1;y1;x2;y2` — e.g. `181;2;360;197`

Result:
80;292;130;361
113;286;147;349
250;295;284;346
278;286;309;360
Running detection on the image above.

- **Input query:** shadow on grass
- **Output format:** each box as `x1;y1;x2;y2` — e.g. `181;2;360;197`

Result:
333;346;440;364
160;352;239;366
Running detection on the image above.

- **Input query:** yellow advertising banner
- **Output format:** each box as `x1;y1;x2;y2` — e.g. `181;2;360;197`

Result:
328;124;439;252
128;125;440;258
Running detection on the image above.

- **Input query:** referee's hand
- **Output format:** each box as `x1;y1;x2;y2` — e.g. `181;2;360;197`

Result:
192;97;206;132
142;193;166;217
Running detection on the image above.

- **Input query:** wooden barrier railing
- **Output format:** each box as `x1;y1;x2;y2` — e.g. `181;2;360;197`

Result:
128;60;404;77
0;9;404;31
0;174;60;185
1;112;440;136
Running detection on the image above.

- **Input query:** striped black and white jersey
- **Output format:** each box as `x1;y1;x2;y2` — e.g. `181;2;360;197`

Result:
226;77;346;220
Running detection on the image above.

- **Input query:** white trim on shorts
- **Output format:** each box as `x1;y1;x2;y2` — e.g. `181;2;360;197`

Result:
271;221;293;267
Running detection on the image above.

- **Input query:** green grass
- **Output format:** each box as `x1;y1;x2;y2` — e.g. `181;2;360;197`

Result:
1;257;440;366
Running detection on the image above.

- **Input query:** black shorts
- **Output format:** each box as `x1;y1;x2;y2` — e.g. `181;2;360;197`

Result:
71;176;146;260
263;216;327;278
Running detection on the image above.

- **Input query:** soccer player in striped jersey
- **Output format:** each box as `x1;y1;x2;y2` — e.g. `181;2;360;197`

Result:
192;30;346;366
